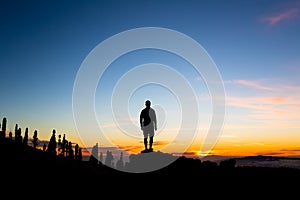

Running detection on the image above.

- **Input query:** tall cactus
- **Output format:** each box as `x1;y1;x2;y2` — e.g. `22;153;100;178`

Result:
47;129;57;156
14;124;18;140
17;127;22;144
23;127;29;146
32;130;38;149
0;117;7;139
8;131;12;140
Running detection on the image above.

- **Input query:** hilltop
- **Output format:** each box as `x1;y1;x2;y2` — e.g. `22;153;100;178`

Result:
1;137;300;197
1;136;300;179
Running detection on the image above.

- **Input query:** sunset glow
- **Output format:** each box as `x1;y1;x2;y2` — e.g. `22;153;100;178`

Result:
1;0;300;159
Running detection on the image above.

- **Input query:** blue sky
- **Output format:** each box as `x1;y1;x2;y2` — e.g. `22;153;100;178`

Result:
1;0;300;156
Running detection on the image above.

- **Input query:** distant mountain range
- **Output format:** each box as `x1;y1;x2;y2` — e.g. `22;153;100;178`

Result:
236;155;300;161
233;155;300;169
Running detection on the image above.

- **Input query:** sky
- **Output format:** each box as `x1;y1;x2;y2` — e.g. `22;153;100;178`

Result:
1;0;300;159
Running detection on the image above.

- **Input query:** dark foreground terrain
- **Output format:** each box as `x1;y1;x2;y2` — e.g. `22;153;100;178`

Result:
1;137;300;194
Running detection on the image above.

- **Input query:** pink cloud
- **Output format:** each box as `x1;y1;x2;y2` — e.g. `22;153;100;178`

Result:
261;8;299;25
265;97;288;104
226;94;300;127
226;79;272;90
227;96;297;107
226;96;290;110
293;105;300;109
226;79;300;94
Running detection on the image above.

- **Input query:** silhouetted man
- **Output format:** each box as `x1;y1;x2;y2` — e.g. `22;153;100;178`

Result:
140;100;157;153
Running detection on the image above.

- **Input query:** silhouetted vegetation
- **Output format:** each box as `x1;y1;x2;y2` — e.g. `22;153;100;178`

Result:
116;152;124;170
219;158;236;169
32;130;38;149
0;116;300;191
89;142;99;165
23;127;29;146
47;129;57;156
0;117;6;139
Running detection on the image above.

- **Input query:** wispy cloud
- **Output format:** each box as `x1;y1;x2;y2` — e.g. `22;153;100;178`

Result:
114;145;141;153
281;147;300;152
225;79;300;127
226;78;300;98
252;142;273;147
227;96;289;109
261;8;299;26
182;151;198;157
227;95;300;122
226;79;272;90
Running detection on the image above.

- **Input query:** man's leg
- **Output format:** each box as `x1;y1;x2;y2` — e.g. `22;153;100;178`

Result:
144;137;148;150
149;136;153;151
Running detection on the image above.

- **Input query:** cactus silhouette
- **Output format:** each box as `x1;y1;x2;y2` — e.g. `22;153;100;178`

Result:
116;151;124;170
78;147;82;162
74;143;79;160
0;117;7;139
61;134;67;156
23;127;29;146
32;130;38;149
16;127;22;144
14;124;18;139
47;129;57;156
68;141;74;160
8;131;13;140
78;147;83;165
105;150;114;168
89;143;99;165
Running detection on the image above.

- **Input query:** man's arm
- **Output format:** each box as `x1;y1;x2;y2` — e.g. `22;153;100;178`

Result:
153;110;157;131
140;111;143;130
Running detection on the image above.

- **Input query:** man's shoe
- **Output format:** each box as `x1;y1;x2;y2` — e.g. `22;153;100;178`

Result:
141;149;148;153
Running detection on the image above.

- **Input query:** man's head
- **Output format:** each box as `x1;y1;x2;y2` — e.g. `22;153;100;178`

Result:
145;100;151;108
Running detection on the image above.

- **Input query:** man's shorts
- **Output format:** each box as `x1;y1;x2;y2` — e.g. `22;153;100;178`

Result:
142;125;154;138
